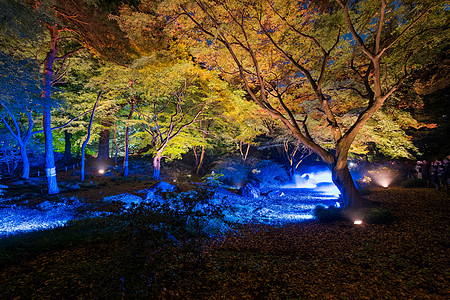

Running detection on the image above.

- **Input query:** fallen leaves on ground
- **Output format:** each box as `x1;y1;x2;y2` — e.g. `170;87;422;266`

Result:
0;187;448;299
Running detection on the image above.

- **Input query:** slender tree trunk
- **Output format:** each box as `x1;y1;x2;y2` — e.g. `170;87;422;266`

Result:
64;130;72;162
97;119;111;162
153;155;161;180
0;107;32;180
239;141;250;163
113;120;118;165
42;24;59;194
289;165;295;180
195;145;205;175
123;102;135;177
18;141;30;179
81;91;102;181
193;146;199;169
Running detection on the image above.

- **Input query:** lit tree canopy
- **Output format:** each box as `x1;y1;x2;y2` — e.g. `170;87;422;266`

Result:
157;0;449;208
124;50;250;179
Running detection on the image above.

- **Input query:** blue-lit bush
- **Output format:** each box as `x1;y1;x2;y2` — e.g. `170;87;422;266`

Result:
212;158;252;187
211;158;290;189
251;160;289;188
122;187;233;239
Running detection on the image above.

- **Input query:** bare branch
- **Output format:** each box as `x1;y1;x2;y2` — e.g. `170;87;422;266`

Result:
55;47;84;61
32;109;93;135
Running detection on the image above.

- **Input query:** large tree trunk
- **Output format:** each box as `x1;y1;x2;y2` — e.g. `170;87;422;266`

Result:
325;146;367;219
331;164;367;221
331;165;363;207
42;24;59;195
43;107;59;194
97;120;111;162
153;155;161;180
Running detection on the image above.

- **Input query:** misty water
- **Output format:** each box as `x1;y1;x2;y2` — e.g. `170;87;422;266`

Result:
0;169;341;238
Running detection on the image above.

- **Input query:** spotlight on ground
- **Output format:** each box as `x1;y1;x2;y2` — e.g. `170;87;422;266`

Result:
98;169;105;174
378;178;391;188
354;220;363;225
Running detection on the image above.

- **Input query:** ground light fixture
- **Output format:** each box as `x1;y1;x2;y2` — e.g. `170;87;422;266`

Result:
378;179;390;188
98;169;105;174
354;220;363;225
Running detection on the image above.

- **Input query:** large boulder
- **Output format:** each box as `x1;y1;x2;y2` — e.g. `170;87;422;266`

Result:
238;183;260;199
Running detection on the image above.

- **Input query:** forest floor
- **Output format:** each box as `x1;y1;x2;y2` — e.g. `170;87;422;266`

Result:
0;181;448;299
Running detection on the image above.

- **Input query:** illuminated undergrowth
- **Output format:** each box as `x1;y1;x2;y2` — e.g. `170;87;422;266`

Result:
0;169;343;238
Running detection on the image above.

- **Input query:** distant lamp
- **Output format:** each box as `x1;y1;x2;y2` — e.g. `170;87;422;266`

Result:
98;169;105;174
372;167;394;188
354;220;363;225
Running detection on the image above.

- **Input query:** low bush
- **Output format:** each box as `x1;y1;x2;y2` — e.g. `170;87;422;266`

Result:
212;159;251;187
123;187;233;239
251;160;289;188
313;205;343;223
365;207;394;224
401;178;427;188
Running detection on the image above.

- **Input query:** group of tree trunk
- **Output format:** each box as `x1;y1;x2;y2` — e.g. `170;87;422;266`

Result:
0;0;446;214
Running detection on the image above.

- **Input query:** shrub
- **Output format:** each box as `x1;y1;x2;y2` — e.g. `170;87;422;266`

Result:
212;158;252;187
251;160;290;188
101;187;235;296
203;172;225;187
122;187;233;239
313;205;343;223
401;178;427;188
365;207;394;224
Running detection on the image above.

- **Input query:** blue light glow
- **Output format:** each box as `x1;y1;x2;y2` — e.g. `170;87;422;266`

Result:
285;169;341;197
0;204;77;237
1;167;344;237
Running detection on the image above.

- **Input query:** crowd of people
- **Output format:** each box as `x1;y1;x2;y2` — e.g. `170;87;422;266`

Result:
415;158;449;192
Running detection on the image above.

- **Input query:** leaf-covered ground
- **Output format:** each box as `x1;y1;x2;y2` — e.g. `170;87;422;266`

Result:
0;187;448;299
